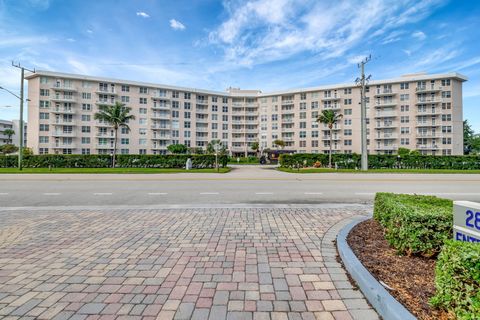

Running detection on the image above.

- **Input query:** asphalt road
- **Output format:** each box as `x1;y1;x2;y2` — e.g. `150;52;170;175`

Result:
1;166;479;208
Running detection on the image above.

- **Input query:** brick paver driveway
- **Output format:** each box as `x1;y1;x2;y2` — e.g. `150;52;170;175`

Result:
0;206;377;320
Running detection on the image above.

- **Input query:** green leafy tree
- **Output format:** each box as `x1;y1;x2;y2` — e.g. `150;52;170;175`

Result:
3;128;14;144
22;147;33;156
207;140;227;155
273;139;285;150
464;120;480;154
94;102;135;167
250;141;260;156
397;147;411;157
0;144;18;155
317;109;343;168
167;144;188;154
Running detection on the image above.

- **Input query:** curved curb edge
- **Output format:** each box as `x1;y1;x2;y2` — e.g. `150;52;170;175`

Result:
337;217;417;320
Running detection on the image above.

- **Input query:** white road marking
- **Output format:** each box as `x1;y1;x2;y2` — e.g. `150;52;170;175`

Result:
200;192;220;195
422;192;480;196
43;193;61;196
354;192;376;196
255;192;274;195
0;193;9;195
93;193;113;196
148;192;168;195
304;192;323;195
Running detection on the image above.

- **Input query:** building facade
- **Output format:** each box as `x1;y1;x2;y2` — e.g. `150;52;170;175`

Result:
25;71;466;156
0;119;27;148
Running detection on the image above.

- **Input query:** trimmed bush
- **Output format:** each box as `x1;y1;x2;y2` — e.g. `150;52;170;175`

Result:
279;153;480;170
0;154;229;169
373;193;453;256
430;240;480;319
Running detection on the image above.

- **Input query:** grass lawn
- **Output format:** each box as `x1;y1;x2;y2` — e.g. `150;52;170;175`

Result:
0;167;231;174
278;167;480;174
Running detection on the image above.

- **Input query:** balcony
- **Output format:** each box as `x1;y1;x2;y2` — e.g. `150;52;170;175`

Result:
95;88;117;95
51;108;75;114
95;132;114;138
51;95;76;102
96;144;114;149
324;104;341;110
51;119;76;126
196;136;209;141
196;99;208;105
375;134;397;140
245;111;258;116
245;120;258;125
416;86;443;93
282;118;294;123
151;145;168;150
151;113;170;120
196;127;209;132
152;94;170;100
375;122;395;129
415;97;443;105
374;111;397;118
375;100;397;107
417;109;439;115
416;132;440;138
321;96;340;101
281;100;294;105
51;84;77;92
151;124;171;130
416;122;440;127
96;99;117;106
53;143;76;149
416;144;440;150
151;135;171;140
375;144;398;151
374;90;396;97
322;135;342;140
51;131;75;137
232;137;246;142
151;103;170;110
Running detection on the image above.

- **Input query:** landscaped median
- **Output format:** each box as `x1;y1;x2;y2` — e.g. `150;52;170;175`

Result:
338;192;480;319
0;154;230;173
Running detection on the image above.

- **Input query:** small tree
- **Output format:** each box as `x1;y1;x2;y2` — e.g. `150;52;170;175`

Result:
22;147;33;156
397;147;411;157
250;141;260;157
94;102;135;168
273;139;285;150
3;129;14;144
167;144;188;154
317;109;343;168
0;144;18;155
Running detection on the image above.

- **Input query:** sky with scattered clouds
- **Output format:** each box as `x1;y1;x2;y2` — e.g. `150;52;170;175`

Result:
0;0;479;130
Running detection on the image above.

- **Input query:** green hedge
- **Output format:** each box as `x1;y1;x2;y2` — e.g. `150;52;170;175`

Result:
279;153;480;170
430;240;480;319
373;193;453;256
0;154;229;169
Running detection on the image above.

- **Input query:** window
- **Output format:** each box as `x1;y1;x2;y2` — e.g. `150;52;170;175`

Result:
344;88;352;94
81;137;90;144
184;92;191;100
40;76;49;84
442;126;452;133
139;97;147;104
39;148;48;154
81;149;90;155
39;112;49;120
401;127;410;134
400;116;409;123
139;108;147;114
344;109;352;115
344;129;352;136
300;93;307;100
82;103;91;111
184;111;191;119
442;137;452;144
139;128;147;135
401;105;409;112
442;91;451;98
81;126;91;133
139;138;147;145
121;138;129;145
311;101;319;109
344;119;352;125
222;97;228;104
39;136;49;143
441;79;451;86
40;101;50;109
121;127;129;134
442;102;451;110
172;110;179;118
139;87;148;94
344;140;352;146
442;114;452;121
40;89;50;96
222;115;228;122
184;121;191;128
400;94;409;101
40;124;49;131
121;85;129;92
400;138;409;145
121;149;129;154
400;83;409;90
223;106;228;112
212;105;218;112
344;99;352;105
184;102;191;110
139;118;147;125
121;96;130;103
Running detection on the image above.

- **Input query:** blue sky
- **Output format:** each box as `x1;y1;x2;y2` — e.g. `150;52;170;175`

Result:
0;0;479;130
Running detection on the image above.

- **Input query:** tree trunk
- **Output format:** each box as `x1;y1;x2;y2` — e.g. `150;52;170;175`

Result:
329;127;333;168
112;126;118;168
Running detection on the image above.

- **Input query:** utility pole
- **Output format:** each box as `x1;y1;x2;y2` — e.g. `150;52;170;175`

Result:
12;61;35;170
355;56;371;171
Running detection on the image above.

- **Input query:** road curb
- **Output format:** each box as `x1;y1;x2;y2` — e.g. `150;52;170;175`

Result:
337;217;416;320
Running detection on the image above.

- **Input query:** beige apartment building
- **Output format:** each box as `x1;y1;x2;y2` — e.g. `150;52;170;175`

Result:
25;71;466;156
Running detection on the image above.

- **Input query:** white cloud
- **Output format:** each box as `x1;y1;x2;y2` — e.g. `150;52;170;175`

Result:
66;38;75;42
86;29;93;34
412;31;426;40
136;12;150;18
208;0;445;66
0;36;50;48
170;19;186;30
403;49;412;56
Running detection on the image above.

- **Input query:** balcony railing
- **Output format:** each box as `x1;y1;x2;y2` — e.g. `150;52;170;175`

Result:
416;144;440;150
51;84;77;92
416;86;443;93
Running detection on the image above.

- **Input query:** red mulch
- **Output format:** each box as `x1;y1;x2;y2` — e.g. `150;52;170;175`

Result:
347;219;451;320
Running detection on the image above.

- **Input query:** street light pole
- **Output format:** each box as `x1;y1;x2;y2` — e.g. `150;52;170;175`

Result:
11;62;35;171
355;56;371;171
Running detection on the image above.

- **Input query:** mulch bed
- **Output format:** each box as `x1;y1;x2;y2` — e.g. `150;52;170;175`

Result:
347;219;450;320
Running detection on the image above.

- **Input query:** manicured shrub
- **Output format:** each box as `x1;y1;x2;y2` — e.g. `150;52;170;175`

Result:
373;193;453;256
430;240;480;319
0;154;229;169
279;153;480;170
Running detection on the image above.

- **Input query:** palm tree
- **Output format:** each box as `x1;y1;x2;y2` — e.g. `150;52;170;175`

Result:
317;109;343;168
3;129;14;144
273;139;285;150
94;102;135;168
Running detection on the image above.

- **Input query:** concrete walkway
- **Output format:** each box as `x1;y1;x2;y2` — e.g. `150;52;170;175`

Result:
0;205;377;320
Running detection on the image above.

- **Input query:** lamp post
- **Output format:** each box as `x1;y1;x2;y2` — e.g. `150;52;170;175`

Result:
0;86;26;170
